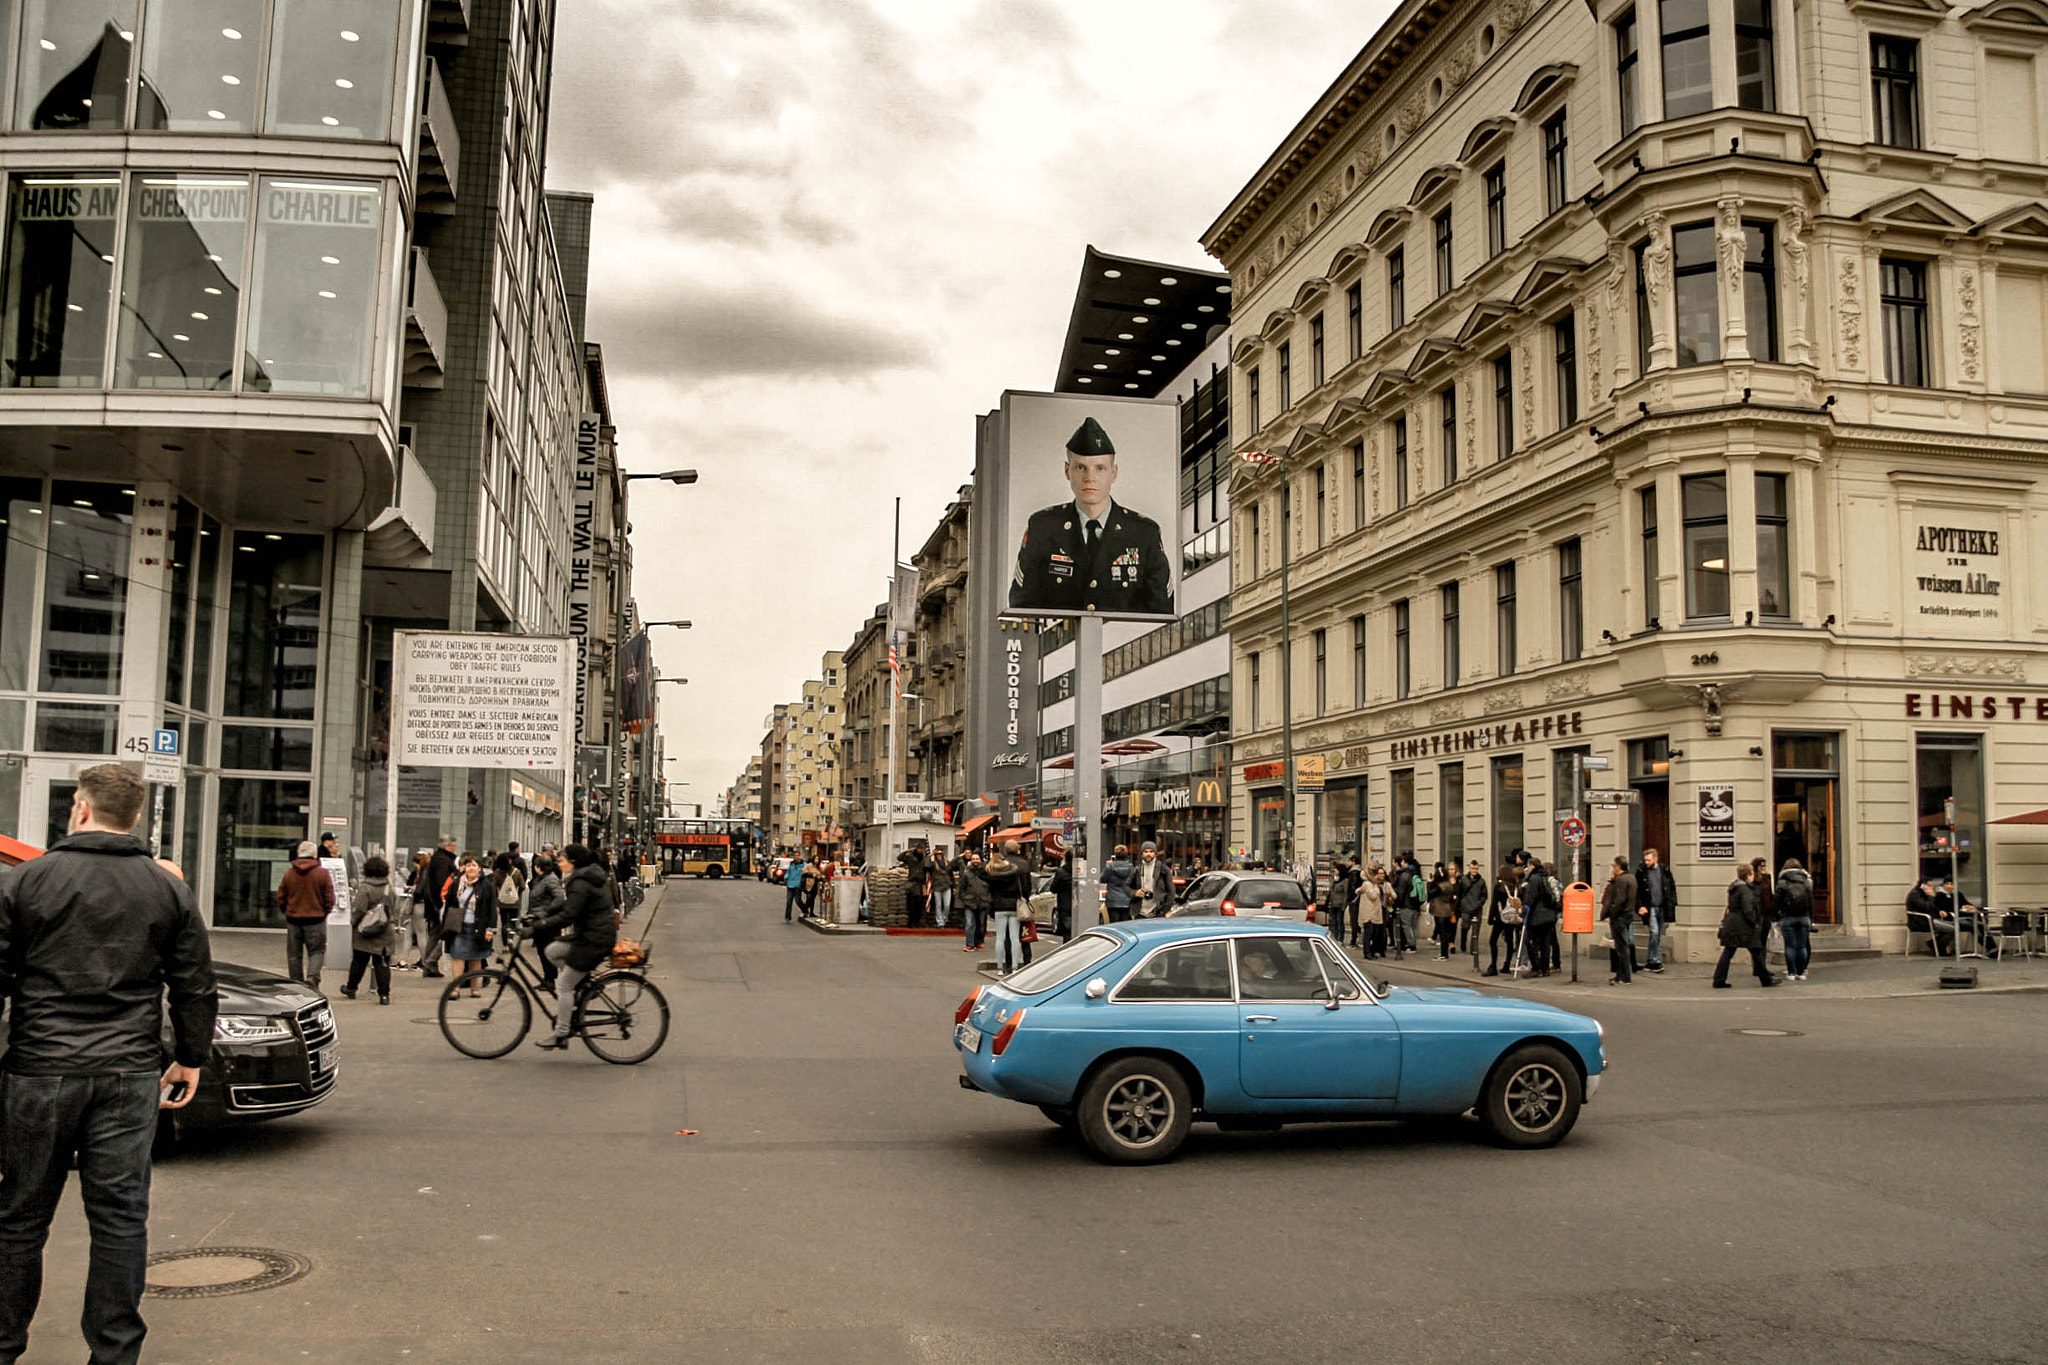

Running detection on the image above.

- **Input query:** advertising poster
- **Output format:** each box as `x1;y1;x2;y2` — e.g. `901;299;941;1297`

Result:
994;392;1180;622
1695;783;1736;861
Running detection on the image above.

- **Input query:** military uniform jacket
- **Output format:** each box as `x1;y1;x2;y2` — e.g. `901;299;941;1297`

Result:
1010;501;1172;615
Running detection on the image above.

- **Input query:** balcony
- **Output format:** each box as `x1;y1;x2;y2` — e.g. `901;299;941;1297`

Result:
404;247;447;389
417;58;461;216
427;0;470;48
366;444;438;569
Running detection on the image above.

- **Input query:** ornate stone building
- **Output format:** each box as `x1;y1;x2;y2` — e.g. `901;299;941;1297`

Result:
1204;0;2048;956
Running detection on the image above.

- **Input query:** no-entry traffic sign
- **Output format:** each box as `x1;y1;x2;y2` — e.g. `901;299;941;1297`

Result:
1559;815;1587;847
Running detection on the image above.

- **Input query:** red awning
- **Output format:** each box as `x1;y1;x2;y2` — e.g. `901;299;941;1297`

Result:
1990;809;2048;825
989;825;1038;843
957;813;998;837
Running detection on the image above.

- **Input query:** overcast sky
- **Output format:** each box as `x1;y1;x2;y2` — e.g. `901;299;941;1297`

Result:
548;0;1396;814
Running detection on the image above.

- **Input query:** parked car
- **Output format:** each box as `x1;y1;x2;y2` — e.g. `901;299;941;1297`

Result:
165;964;337;1139
954;919;1605;1163
1170;871;1312;921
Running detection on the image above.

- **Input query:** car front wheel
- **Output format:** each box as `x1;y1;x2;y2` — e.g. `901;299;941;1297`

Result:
1076;1057;1192;1164
1480;1043;1582;1148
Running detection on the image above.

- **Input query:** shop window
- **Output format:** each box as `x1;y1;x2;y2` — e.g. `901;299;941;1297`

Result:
1559;537;1585;660
218;724;313;772
1673;221;1719;367
1392;768;1415;860
1394;599;1411;699
1484;163;1507;257
1393;417;1410;509
3;175;120;388
1433;209;1454;296
15;0;134;130
1661;0;1712;119
1441;764;1465;866
1490;755;1524;870
1492;354;1513;462
1441;581;1461;689
41;482;132;695
1681;473;1729;619
1871;36;1921;149
1542;111;1569;215
1735;0;1775;112
264;0;403;140
1755;473;1790;618
138;0;265;132
1388;248;1405;329
223;531;323;720
1346;282;1363;359
115;173;248;390
1320;785;1361;865
1640;485;1661;626
1553;746;1591;873
215;776;312;925
1553;314;1578;426
1881;258;1929;387
1441;385;1459;485
246;177;384;397
1616;8;1642;135
1495;562;1517;676
1310;314;1325;388
0;477;46;690
1916;734;1984;907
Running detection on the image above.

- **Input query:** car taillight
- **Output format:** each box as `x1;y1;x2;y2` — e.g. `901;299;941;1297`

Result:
955;987;981;1026
991;1009;1025;1056
1220;900;1237;915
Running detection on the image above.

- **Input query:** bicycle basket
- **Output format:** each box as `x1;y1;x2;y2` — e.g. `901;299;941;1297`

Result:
609;938;648;969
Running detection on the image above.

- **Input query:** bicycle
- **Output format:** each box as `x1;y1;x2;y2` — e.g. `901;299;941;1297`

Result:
437;916;670;1064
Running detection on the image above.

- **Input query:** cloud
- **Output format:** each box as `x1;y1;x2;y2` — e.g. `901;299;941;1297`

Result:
592;283;932;381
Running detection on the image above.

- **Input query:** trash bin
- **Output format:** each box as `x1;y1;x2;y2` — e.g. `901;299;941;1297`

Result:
834;876;864;926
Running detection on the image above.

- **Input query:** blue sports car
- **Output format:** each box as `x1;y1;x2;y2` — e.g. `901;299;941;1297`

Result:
954;919;1606;1163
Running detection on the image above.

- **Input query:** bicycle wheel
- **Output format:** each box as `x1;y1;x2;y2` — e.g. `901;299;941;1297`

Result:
438;970;531;1058
574;972;670;1064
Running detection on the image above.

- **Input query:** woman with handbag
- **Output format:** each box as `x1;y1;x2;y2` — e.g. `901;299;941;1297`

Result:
1357;865;1388;958
442;855;497;995
341;855;396;1004
1428;862;1459;961
1485;865;1523;977
982;841;1032;975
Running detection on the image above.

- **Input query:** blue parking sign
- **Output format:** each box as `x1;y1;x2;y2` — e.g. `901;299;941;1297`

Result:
152;729;178;756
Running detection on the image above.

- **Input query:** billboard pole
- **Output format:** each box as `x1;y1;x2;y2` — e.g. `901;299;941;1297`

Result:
1074;614;1104;936
383;629;406;865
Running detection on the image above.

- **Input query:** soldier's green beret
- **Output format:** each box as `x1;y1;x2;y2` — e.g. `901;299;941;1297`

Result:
1065;417;1116;458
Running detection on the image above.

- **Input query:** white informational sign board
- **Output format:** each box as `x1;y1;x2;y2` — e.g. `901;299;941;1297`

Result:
392;632;575;770
320;856;353;927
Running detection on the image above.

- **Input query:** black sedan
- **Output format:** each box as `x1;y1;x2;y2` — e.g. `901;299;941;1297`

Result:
162;963;337;1138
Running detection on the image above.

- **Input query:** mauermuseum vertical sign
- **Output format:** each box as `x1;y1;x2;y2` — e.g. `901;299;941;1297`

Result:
392;632;575;771
569;414;602;739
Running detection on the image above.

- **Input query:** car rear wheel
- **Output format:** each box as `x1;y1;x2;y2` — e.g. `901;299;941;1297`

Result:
1077;1057;1192;1164
1479;1043;1582;1148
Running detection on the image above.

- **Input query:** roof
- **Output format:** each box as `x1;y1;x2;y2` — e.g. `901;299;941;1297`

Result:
1054;246;1231;398
1096;917;1330;941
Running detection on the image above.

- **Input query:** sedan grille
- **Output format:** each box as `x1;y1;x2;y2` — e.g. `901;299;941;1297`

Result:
296;1002;336;1051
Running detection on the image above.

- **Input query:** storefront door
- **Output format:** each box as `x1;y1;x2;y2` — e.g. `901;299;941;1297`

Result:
1773;733;1840;926
21;758;81;851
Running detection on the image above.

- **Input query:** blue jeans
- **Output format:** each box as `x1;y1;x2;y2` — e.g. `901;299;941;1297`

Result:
993;912;1023;972
1645;908;1666;966
931;887;952;929
1780;916;1813;975
0;1071;160;1365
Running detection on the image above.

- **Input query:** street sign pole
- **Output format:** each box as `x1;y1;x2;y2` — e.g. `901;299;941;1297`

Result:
1074;614;1104;940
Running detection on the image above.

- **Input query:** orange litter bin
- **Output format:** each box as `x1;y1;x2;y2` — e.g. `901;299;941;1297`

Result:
1561;882;1597;935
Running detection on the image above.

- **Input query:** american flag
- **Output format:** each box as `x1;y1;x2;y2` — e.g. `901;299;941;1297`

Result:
888;631;902;697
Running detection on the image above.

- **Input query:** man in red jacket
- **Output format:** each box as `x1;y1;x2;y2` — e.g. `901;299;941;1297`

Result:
277;840;335;995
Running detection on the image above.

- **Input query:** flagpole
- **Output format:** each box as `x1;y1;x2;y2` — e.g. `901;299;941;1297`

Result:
884;497;901;865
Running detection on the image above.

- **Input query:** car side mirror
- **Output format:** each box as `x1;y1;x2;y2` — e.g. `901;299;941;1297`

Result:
1324;996;1341;1011
1084;978;1107;999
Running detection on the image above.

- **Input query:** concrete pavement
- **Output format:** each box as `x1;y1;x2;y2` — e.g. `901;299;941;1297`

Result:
12;875;2043;1363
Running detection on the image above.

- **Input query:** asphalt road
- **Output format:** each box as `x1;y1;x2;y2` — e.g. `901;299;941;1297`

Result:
18;876;2045;1364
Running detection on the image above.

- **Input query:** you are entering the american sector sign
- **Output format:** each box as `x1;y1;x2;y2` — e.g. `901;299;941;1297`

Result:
391;632;575;771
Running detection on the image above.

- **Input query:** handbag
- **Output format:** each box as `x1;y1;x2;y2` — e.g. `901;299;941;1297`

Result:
355;890;389;937
1020;918;1039;943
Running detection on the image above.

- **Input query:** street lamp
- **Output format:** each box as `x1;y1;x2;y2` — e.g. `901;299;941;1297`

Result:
645;620;692;630
1241;448;1295;872
606;471;699;856
625;469;699;485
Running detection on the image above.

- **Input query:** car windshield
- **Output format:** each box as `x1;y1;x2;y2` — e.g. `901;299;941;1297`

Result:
999;930;1123;995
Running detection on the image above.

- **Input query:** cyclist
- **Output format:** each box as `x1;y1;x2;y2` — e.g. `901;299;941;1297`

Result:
531;843;617;1051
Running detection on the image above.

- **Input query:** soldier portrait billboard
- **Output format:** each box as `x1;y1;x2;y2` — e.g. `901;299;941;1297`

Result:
994;392;1179;622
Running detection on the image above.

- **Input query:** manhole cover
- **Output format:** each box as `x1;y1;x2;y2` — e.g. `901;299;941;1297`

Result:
1727;1028;1804;1037
144;1247;311;1299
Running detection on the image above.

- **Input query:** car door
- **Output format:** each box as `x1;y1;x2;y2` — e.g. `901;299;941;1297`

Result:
1236;936;1400;1100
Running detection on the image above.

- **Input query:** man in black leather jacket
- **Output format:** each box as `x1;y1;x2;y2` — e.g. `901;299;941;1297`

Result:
0;763;217;1365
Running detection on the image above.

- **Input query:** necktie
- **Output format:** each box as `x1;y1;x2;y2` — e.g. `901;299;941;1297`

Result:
1086;518;1101;546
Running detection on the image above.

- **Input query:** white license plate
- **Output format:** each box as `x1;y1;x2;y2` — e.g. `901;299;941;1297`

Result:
955;1022;982;1053
309;1046;335;1074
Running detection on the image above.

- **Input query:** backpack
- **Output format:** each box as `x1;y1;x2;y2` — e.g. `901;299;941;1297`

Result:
496;873;522;908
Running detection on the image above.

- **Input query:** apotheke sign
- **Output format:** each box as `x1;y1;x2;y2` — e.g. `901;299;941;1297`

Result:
1911;517;2003;625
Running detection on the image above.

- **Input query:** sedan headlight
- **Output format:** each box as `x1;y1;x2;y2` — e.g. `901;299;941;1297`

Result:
214;1014;292;1045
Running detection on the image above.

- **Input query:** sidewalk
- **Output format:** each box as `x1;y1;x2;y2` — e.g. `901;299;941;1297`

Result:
1368;943;2048;1002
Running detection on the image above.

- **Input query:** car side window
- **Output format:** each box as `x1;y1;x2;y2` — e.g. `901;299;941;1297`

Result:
1312;940;1365;999
1114;941;1234;1001
1187;874;1224;901
1235;937;1327;1001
